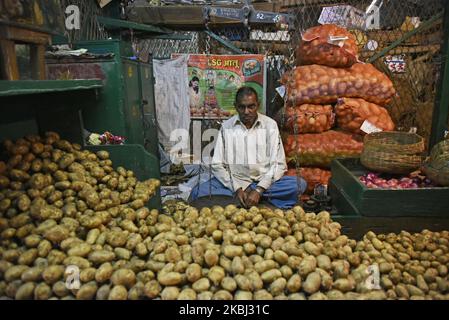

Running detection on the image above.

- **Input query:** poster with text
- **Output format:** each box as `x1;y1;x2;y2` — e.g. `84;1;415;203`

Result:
173;54;266;119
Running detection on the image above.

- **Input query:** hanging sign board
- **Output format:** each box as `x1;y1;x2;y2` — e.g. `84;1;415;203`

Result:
173;54;267;119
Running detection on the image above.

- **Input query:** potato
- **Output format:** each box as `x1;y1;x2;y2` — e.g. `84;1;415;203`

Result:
436;277;449;292
287;274;302;293
44;225;69;244
299;256;317;277
161;286;180;300
41;265;65;285
332;260;350;279
186;264;202;283
223;245;243;258
142;280;160;299
333;278;355;292
254;289;273;300
80;268;96;283
111;269;136;288
88;250;116;265
289;293;307;300
273;250;289;265
221;277;237;292
261;269;282;283
304;241;321;256
234;290;253;300
114;248;131;261
395;284;410;299
208;266;225;286
406;284;425;297
254;260;277;274
63;256;90;269
316;255;332;271
213;290;233;300
52;281;70;297
5;265;30;282
303;272;321;294
21;266;44;282
68;244;92;258
269;277;287;296
106;231;128;247
230;256;245;275
108;285;128;300
158;272;182;286
18;249;38;265
14;282;35;300
192;278;210;293
177;288;197;300
127;283;144;300
204;249;219;267
34;283;52;300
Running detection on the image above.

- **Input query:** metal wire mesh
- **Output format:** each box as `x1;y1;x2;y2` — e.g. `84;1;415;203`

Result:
141;0;444;145
283;0;444;145
136;32;201;60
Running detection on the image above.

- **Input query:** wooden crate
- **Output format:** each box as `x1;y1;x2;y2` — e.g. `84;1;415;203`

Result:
330;158;449;217
0;25;52;80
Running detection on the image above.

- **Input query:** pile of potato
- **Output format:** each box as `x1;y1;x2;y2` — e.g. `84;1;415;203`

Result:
0;133;448;300
0;133;159;299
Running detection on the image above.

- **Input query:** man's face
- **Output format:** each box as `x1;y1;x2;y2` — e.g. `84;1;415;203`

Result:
192;80;199;89
236;93;259;128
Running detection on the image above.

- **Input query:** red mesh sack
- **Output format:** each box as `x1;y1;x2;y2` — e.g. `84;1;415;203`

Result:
287;168;332;194
336;98;395;134
297;24;358;68
283;130;364;168
283;63;396;106
277;104;335;134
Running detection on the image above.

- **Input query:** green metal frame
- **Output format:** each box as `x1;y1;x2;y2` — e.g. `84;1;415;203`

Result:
97;16;173;35
0;80;102;97
205;30;244;54
430;1;449;149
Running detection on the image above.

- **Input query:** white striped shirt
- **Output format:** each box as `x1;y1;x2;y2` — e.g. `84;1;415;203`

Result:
211;113;287;192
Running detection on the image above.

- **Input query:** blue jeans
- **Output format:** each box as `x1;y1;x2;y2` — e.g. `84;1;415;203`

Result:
190;176;307;209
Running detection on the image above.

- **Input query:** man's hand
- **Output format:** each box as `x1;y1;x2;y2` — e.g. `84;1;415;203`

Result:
235;188;247;208
245;189;261;207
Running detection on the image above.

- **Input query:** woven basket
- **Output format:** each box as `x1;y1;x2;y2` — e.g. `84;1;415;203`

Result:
430;139;449;164
422;162;449;187
363;131;425;154
361;150;423;174
361;132;425;174
422;140;449;186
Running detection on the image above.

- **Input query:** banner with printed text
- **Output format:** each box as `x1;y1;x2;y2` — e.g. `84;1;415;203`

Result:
173;54;266;118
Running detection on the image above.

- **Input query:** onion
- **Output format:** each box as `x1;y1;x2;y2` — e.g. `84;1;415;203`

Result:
373;178;384;185
367;173;378;180
387;180;398;187
399;182;410;188
378;182;389;189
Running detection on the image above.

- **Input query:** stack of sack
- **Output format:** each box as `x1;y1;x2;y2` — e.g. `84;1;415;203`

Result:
277;24;396;194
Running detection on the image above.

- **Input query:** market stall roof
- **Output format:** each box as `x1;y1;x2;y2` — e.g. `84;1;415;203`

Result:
0;80;103;97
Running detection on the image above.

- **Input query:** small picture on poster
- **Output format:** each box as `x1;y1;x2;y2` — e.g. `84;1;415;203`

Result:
173;54;266;119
